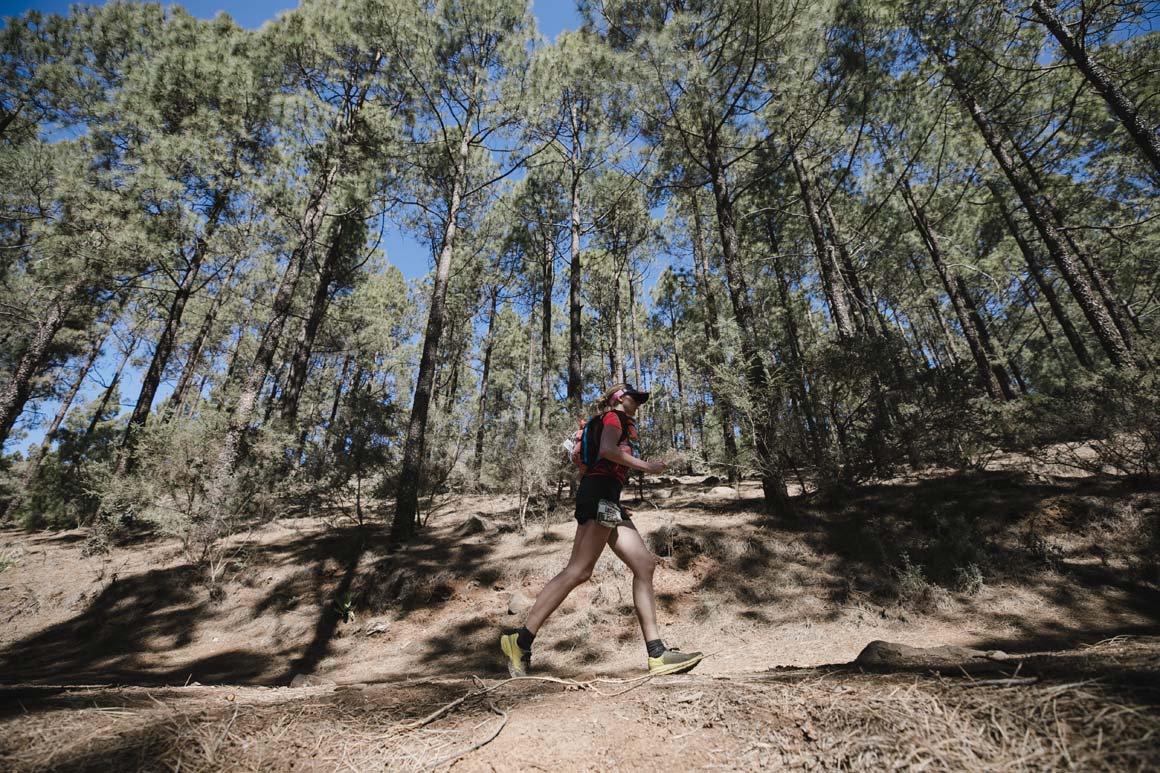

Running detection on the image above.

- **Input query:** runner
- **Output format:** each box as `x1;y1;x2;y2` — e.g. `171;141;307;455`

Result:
500;383;703;677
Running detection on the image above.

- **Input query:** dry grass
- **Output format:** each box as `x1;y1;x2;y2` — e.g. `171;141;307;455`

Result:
3;648;1158;773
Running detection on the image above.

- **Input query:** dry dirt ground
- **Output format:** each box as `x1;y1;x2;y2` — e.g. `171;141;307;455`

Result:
1;468;1159;771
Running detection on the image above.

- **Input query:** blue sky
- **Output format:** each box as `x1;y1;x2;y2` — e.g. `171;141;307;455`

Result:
0;0;582;38
1;0;585;456
1;0;583;280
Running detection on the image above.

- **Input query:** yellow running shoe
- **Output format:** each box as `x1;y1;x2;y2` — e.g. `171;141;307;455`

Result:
648;647;704;676
499;632;530;677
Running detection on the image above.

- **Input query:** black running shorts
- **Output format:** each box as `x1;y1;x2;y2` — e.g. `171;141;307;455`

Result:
574;475;629;525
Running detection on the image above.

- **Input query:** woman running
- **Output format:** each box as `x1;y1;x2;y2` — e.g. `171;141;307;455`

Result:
500;383;703;677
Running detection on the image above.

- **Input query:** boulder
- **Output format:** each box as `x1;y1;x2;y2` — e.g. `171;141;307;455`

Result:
507;591;533;615
289;673;335;688
363;619;391;636
455;515;494;536
709;486;738;498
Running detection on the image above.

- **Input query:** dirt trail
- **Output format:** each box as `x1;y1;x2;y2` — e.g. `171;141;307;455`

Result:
1;470;1158;770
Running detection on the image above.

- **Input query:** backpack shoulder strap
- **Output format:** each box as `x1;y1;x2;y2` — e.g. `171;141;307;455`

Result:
609;410;632;444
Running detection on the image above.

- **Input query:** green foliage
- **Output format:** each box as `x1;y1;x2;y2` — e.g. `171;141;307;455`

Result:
893;552;945;612
15;386;123;530
1;0;1157;545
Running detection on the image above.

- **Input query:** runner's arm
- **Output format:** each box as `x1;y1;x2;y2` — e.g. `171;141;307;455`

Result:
598;419;665;474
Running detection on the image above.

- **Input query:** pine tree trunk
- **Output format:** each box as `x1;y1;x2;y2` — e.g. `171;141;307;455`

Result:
279;214;359;425
539;234;553;430
688;191;740;481
119;192;228;473
261;361;286;426
703;122;790;514
986;180;1094;369
1031;0;1160;176
473;289;499;475
901;181;1010;400
327;356;351;429
821;197;875;335
772;253;826;470
671;319;692;469
954;275;1019;398
792;150;855;339
3;326;107;520
85;334;137;442
613;267;625;385
524;303;537;429
169;258;242;417
0;281;82;447
629;269;642;388
938;54;1135;368
1012;141;1135;350
393;118;473;542
204;158;341;517
566;103;584;419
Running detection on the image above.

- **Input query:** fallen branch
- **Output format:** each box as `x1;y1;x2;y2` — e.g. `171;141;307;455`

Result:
397;674;654;732
424;697;507;771
961;677;1040;687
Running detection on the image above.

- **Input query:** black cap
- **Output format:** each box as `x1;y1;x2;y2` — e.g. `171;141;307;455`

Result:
622;384;650;404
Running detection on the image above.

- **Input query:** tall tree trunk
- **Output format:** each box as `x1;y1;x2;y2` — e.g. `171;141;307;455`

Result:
1020;274;1069;371
524;303;537;429
279;213;359;425
937;53;1135;368
821;197;875;335
772;253;826;470
791;150;855;339
473;289;499;475
330;358;357;459
613;266;625;385
566;103;584;419
1011;140;1135;349
169;257;242;417
703;121;791;514
84;333;138;442
262;361;286;426
327;356;351;433
670;316;692;467
688;191;740;481
204;158;341;517
901;181;1010;400
0;281;82;447
986;180;1094;369
1031;0;1160;176
119;191;229;473
393;116;474;542
3;326;107;520
954;275;1020;398
629;268;642;388
539;234;553;430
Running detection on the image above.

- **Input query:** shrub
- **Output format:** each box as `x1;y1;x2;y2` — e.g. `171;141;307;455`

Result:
894;553;944;612
953;562;984;595
1021;529;1063;569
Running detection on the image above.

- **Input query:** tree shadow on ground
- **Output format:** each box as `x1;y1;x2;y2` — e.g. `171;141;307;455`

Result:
0;519;390;687
0;679;486;771
657;470;1160;650
0;557;271;685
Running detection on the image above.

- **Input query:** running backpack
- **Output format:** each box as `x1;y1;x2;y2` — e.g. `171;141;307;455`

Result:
568;410;630;475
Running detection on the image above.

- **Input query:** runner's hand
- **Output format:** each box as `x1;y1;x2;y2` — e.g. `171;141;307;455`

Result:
645;460;667;475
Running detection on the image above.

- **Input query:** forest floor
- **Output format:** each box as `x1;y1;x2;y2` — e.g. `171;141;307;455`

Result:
1;462;1159;771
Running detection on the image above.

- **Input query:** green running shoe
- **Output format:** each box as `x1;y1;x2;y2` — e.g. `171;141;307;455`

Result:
499;632;530;677
647;647;704;676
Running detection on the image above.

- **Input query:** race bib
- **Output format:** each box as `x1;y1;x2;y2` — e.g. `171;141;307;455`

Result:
596;499;623;528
